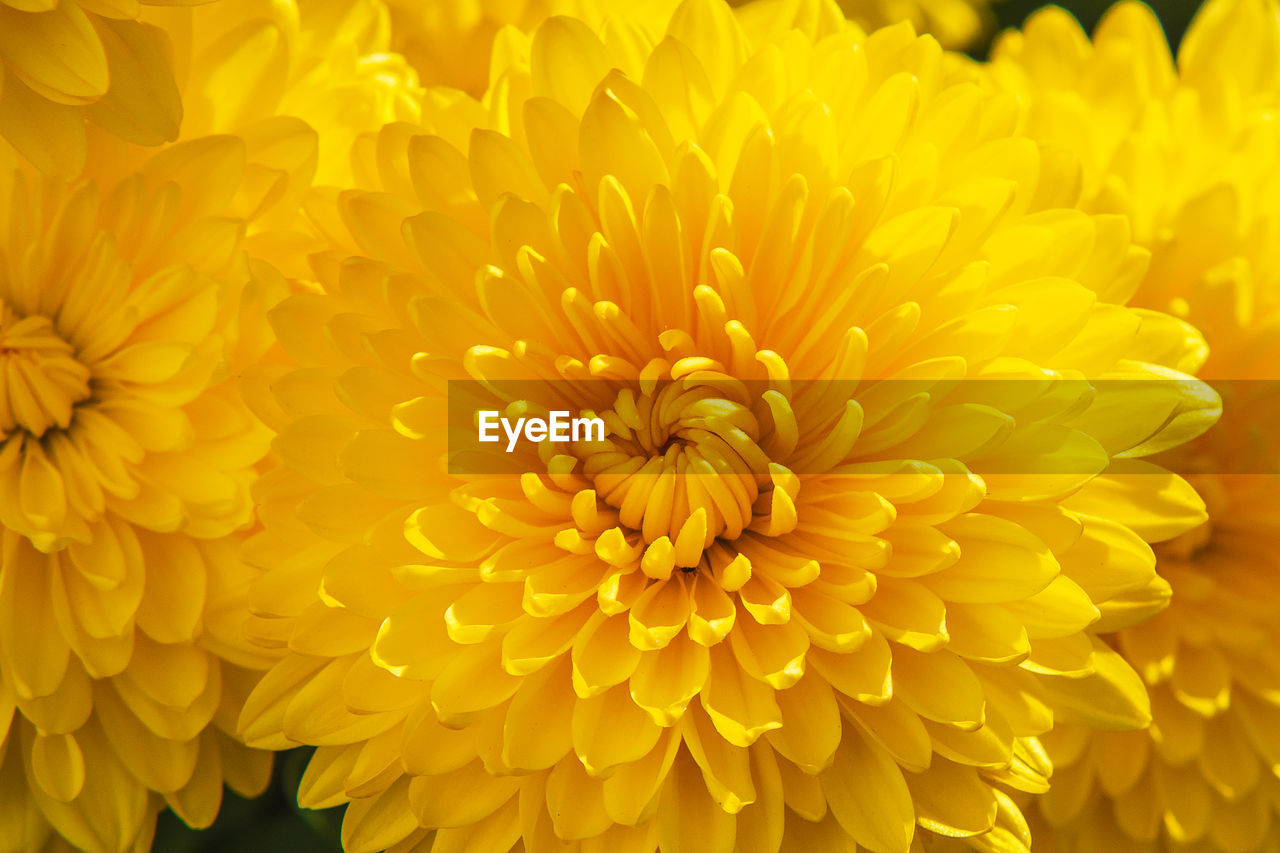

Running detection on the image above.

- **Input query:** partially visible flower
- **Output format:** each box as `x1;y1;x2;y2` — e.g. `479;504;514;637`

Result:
0;0;187;175
0;0;422;185
833;0;993;48
0;129;288;851
147;0;422;186
380;0;678;94
240;2;1217;852
987;1;1280;850
0;0;415;847
382;0;989;97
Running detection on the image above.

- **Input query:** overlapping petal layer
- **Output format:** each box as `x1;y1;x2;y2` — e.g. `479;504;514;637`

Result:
146;0;422;186
987;0;1280;849
382;0;988;97
0;0;186;174
241;1;1221;851
0;0;423;179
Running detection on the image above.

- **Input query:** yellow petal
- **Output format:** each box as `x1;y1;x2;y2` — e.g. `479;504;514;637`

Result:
545;755;613;840
0;2;108;103
701;643;781;747
629;633;709;726
29;731;85;803
904;757;998;837
656;752;737;853
1038;637;1152;731
502;657;574;771
821;727;915;853
573;682;662;777
343;775;420;853
85;19;181;145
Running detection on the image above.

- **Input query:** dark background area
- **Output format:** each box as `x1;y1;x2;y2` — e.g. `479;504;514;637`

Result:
153;0;1203;850
987;0;1200;54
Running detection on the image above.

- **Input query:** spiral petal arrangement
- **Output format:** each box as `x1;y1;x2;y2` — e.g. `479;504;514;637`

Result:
3;0;1280;851
235;3;1223;852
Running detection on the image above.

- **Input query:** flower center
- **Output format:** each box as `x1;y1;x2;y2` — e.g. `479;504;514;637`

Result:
571;377;799;576
0;303;91;438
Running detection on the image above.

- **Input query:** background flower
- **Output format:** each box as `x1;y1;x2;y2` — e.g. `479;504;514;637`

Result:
830;0;993;48
379;0;990;99
0;1;423;851
239;2;1218;852
0;131;281;853
986;0;1280;849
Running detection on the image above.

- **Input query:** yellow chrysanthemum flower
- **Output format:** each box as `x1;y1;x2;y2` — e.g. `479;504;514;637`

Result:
0;1;421;850
0;135;282;853
987;0;1280;849
241;1;1219;851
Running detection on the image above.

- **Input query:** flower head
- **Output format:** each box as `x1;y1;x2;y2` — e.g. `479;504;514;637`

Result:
0;132;282;852
0;0;420;847
242;2;1218;851
987;0;1280;849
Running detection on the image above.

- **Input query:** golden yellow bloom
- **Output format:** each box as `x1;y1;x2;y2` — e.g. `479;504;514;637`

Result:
0;0;419;848
987;0;1280;849
0;0;186;175
241;1;1219;851
0;134;283;852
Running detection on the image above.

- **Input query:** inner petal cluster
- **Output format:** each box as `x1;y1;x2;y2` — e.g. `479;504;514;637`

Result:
0;303;90;438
